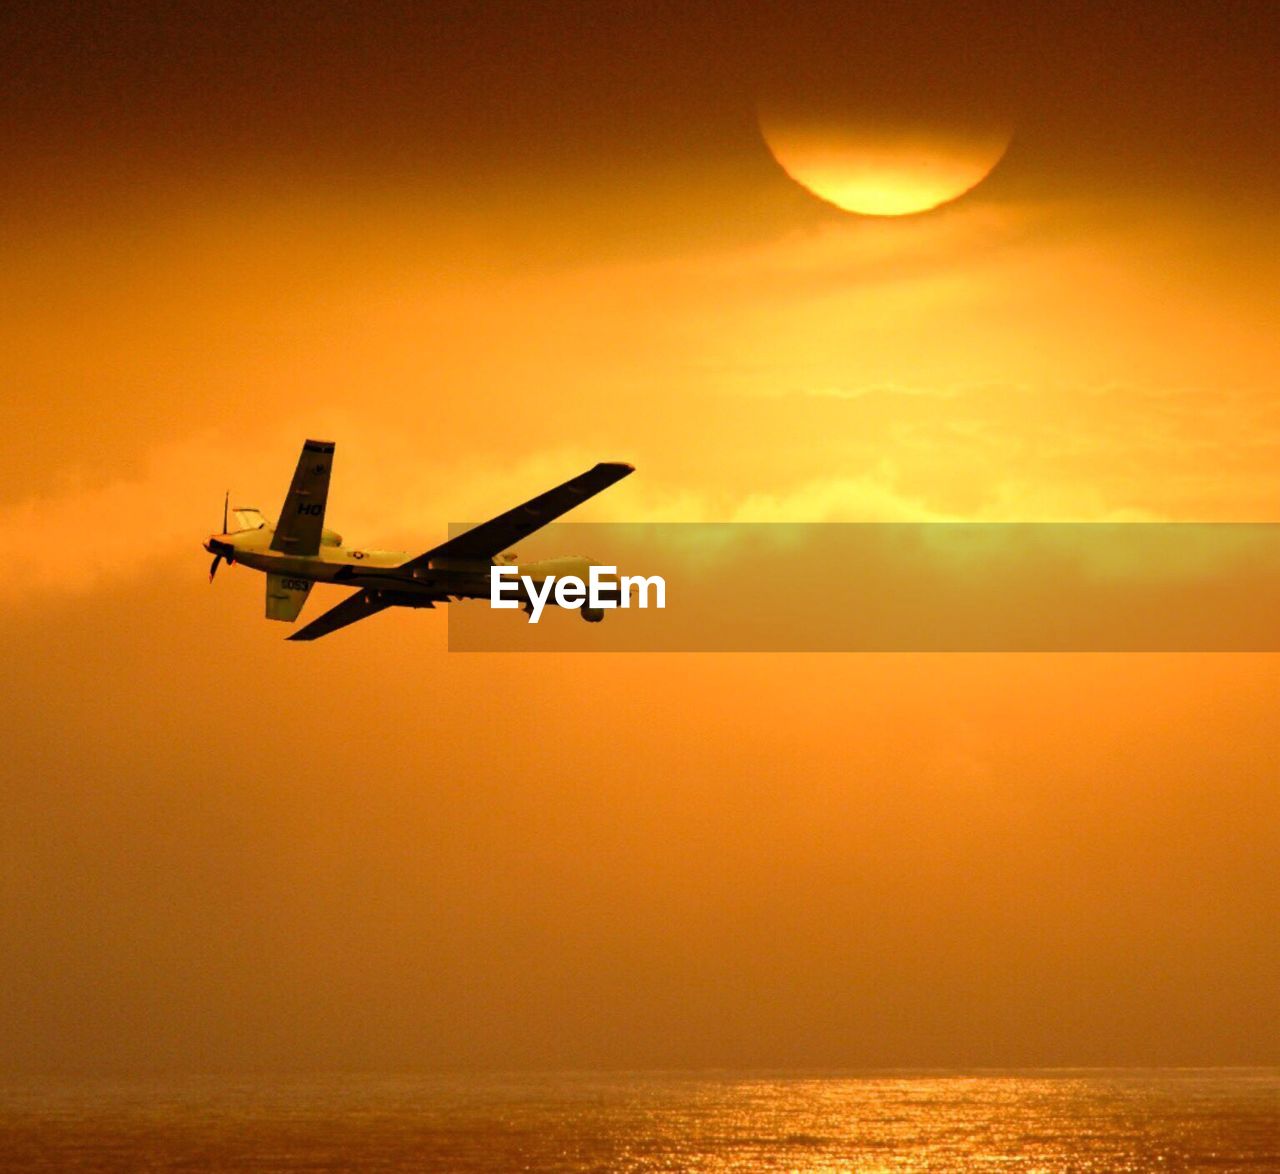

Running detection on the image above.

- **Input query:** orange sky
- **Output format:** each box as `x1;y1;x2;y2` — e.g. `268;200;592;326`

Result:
1;1;1277;1072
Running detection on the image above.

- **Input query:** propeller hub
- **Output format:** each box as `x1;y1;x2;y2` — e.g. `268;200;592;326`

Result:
208;491;233;583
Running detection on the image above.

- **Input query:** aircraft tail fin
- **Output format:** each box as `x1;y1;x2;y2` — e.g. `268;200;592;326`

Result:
266;573;313;622
270;439;335;557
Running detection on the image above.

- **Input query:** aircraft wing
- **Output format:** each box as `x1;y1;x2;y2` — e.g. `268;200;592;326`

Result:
400;461;634;569
270;439;335;557
287;589;393;641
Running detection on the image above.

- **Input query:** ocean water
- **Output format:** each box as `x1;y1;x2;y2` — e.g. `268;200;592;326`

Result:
0;1069;1276;1171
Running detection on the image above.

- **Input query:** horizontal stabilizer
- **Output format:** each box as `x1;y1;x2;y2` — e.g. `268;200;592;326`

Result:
266;573;313;622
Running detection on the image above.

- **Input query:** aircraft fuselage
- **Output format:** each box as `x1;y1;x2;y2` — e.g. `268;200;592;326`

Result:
206;526;594;604
204;442;633;639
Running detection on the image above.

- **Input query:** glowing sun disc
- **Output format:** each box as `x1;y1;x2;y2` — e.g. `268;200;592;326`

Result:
760;119;1012;217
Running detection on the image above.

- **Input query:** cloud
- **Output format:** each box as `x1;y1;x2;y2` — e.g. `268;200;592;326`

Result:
0;431;227;603
0;425;648;606
799;381;966;402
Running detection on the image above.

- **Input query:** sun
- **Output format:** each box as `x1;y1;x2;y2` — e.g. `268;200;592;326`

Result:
759;115;1012;217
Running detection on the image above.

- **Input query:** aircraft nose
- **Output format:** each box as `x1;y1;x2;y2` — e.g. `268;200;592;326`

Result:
206;536;235;582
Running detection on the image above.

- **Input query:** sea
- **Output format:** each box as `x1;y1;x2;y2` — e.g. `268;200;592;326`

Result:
0;1069;1276;1171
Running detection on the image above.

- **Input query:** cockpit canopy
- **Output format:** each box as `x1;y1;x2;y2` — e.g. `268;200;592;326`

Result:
228;507;340;546
231;507;268;532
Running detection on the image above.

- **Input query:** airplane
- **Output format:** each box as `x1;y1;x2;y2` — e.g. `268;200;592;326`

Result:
204;440;634;641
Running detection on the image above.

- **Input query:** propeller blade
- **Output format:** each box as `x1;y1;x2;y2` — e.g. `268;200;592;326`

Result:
222;490;229;535
209;553;223;582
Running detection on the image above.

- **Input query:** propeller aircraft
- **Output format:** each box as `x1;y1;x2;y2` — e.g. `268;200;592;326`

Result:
204;440;634;641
